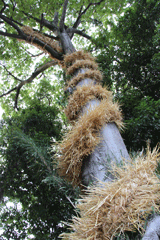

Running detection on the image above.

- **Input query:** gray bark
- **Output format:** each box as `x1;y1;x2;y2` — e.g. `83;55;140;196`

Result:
70;68;130;186
142;216;160;240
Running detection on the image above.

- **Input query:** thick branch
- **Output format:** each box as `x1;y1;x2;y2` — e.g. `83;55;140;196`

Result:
0;13;24;35
23;35;63;60
53;12;59;26
59;30;76;54
0;61;58;109
0;29;62;60
59;0;68;31
0;30;22;39
22;12;58;33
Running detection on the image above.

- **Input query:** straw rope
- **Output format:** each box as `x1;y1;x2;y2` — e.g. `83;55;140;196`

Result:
65;69;103;90
64;50;95;66
60;147;160;239
58;100;123;186
66;60;99;76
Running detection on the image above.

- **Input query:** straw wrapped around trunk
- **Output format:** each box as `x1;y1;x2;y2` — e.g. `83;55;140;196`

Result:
65;69;103;90
58;100;123;186
65;84;113;121
64;50;95;66
60;147;160;239
57;50;124;186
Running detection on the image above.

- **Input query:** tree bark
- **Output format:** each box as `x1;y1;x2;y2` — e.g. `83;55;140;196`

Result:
64;61;130;186
142;216;160;240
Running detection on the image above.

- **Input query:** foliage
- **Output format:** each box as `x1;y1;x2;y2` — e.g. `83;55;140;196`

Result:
95;0;160;150
0;101;79;239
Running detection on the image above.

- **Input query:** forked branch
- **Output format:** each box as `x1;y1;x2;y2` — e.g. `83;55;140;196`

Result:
0;61;58;109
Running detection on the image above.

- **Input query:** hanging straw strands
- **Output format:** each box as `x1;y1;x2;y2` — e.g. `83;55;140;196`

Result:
60;146;160;239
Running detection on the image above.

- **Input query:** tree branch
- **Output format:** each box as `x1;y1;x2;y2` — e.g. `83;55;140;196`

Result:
20;46;44;58
0;13;24;35
53;12;59;26
22;11;58;33
0;63;22;82
66;28;92;40
0;0;8;14
71;0;104;38
23;35;63;60
59;0;68;32
0;30;22;39
0;28;63;59
0;60;58;109
0;87;17;98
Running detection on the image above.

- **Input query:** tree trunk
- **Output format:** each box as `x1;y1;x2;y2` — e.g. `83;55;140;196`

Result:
59;30;130;186
74;70;130;186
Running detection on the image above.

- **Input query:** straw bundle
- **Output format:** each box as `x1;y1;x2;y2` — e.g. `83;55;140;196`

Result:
60;146;160;239
65;69;103;90
65;84;113;121
66;60;98;76
19;26;63;61
64;50;95;67
58;100;123;186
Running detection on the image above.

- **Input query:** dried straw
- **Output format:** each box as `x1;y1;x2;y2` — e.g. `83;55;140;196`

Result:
64;50;95;66
60;146;160;240
19;26;63;63
58;99;123;186
65;84;113;121
65;69;103;90
66;60;98;76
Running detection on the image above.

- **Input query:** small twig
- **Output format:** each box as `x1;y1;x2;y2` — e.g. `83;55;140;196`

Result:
20;46;44;57
0;87;17;98
66;195;76;208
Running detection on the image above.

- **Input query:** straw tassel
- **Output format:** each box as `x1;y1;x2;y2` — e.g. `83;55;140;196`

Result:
60;147;160;239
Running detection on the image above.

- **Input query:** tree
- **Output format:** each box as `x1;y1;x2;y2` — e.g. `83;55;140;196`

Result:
0;0;160;239
0;99;79;239
94;0;160;150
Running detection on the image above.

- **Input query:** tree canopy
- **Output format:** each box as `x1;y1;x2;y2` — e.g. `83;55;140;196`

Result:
0;0;160;239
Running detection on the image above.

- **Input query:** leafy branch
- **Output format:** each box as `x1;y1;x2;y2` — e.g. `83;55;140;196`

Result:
0;60;58;109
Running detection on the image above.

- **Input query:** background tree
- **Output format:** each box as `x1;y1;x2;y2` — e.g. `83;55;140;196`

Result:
0;96;79;239
94;0;160;150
